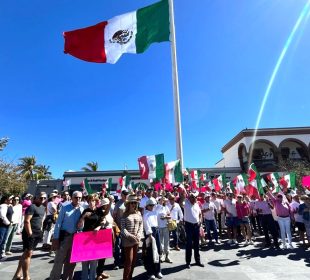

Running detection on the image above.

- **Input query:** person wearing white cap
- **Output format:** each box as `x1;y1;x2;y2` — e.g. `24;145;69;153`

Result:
183;191;204;269
202;193;219;244
143;197;163;280
42;193;58;252
157;197;172;263
96;196;114;280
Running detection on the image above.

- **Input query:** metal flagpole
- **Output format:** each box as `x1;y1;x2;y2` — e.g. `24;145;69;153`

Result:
168;0;184;170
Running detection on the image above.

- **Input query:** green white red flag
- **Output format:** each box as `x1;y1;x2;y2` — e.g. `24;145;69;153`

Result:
248;163;258;182
63;0;170;63
164;160;183;184
138;153;165;180
190;170;199;190
279;172;296;190
81;178;93;196
267;172;280;191
233;173;248;194
213;174;226;192
102;178;112;195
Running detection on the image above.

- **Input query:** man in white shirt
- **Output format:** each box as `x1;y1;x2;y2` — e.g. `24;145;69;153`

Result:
157;197;172;263
139;188;154;213
167;195;183;251
202;193;219;244
183;191;204;269
223;193;238;245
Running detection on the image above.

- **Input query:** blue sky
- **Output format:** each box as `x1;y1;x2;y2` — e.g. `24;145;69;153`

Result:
1;0;310;179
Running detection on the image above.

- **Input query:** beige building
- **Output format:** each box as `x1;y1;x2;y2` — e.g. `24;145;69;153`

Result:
215;127;310;172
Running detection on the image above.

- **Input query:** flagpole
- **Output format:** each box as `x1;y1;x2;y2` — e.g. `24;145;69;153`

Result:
168;0;184;170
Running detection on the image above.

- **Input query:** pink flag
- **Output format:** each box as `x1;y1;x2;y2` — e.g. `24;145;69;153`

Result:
70;229;113;263
165;183;173;192
154;182;162;191
302;176;310;187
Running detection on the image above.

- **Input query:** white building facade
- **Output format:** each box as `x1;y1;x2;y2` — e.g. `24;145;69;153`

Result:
216;127;310;172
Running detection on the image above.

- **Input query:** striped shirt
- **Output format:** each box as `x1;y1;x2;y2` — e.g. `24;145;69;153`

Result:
121;211;143;247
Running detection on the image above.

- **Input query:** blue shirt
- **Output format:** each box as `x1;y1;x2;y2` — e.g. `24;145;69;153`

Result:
53;203;83;239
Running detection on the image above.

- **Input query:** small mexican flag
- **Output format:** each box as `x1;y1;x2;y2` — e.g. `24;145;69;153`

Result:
233;173;248;194
81;178;93;196
190;170;199;189
164;160;183;184
213;174;226;192
138;153;165;180
247;177;265;198
267;172;280;191
198;171;207;183
226;181;235;193
248;163;258;182
102;178;112;195
119;175;132;188
280;172;296;190
63;0;170;64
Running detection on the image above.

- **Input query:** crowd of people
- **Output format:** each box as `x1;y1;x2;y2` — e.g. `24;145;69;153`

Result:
0;184;310;280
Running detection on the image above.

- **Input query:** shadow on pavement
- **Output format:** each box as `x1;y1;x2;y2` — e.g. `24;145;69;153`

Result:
208;259;240;267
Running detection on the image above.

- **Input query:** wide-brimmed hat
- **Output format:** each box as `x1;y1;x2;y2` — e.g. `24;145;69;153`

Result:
49;193;57;199
125;195;138;205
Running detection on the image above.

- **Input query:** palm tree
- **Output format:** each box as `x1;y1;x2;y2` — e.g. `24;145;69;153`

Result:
0;137;9;151
18;156;37;180
82;161;99;172
35;164;53;179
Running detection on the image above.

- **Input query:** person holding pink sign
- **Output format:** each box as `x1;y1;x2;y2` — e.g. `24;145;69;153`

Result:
120;194;143;280
77;194;103;280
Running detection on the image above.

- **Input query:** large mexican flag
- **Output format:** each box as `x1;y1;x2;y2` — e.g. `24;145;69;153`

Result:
63;0;170;63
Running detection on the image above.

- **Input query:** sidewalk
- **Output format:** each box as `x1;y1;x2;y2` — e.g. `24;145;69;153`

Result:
0;235;309;280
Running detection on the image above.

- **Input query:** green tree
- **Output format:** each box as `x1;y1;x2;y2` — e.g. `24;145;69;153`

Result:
278;159;310;191
0;159;27;195
18;156;37;180
82;161;99;172
35;164;53;180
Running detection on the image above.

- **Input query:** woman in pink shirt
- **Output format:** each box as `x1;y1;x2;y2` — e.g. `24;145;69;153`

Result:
236;195;253;245
267;191;293;249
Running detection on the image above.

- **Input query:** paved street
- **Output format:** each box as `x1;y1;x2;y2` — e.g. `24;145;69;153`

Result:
1;235;309;280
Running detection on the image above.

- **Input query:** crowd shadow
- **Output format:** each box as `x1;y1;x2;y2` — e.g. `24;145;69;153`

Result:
236;245;309;262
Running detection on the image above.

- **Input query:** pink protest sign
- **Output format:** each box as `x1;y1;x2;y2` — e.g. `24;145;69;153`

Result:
302;176;310;187
70;228;113;263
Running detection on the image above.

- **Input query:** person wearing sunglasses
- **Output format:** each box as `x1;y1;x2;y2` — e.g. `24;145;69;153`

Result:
49;191;84;280
13;193;46;280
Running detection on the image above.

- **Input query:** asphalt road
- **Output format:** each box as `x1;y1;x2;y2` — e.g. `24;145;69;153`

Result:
1;234;309;280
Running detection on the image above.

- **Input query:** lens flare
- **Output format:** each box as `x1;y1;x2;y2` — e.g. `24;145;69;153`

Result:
248;0;310;164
